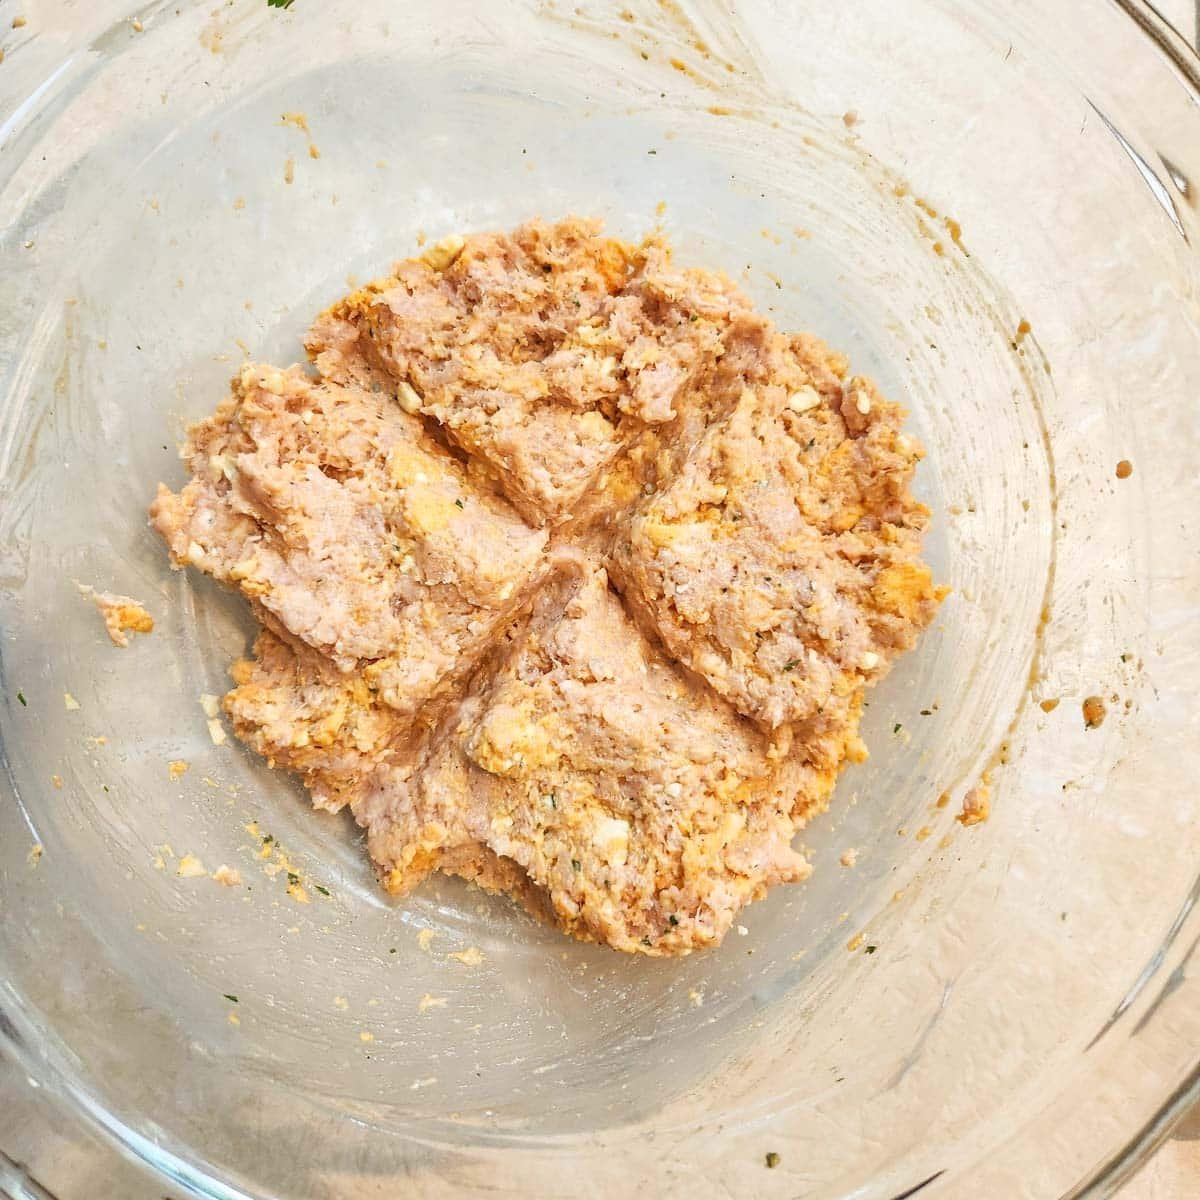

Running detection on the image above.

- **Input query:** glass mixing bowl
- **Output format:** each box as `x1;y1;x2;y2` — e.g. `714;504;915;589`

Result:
1;1;1198;1196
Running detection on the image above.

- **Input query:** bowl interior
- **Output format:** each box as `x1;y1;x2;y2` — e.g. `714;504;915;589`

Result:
1;2;1198;1197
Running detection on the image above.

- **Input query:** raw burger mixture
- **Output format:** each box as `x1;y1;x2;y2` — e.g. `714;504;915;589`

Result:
151;218;944;955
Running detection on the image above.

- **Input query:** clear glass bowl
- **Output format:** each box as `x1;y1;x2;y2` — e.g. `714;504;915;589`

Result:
2;2;1198;1197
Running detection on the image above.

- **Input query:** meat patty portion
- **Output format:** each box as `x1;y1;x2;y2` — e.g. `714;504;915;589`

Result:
152;217;944;955
361;567;810;955
611;337;945;729
152;363;547;721
306;218;754;526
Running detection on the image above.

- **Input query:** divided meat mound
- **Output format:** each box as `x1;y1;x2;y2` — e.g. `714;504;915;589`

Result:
151;218;944;955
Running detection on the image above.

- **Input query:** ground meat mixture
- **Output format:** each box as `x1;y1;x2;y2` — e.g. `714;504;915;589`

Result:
152;217;944;956
78;584;155;647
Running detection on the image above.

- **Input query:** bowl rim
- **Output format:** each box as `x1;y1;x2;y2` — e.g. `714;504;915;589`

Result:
1;1;1198;1197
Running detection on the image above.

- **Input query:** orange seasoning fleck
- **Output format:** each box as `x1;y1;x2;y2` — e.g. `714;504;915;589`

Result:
1115;460;1132;480
957;787;990;827
1082;695;1107;730
1040;698;1060;713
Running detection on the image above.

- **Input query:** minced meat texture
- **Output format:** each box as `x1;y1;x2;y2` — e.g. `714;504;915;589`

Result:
152;217;944;955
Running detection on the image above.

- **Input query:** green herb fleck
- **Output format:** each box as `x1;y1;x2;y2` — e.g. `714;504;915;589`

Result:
549;794;557;809
668;914;679;926
267;0;295;9
16;691;27;707
765;1152;780;1169
223;993;239;1003
805;438;816;450
919;708;932;716
454;498;464;509
262;834;274;845
287;872;300;886
647;148;657;155
782;660;799;672
314;884;330;896
641;935;652;946
893;723;902;734
389;947;397;954
571;859;581;871
865;944;877;955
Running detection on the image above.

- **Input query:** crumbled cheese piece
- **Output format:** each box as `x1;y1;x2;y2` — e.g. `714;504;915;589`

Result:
418;994;447;1014
27;843;43;867
168;759;189;780
333;996;349;1010
359;1030;374;1043
199;693;221;718
397;380;422;413
63;692;80;711
594;815;630;867
839;847;859;868
448;946;485;967
212;865;242;886
417;928;436;951
207;718;227;746
860;651;880;670
177;854;207;878
787;386;822;413
420;233;465;272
